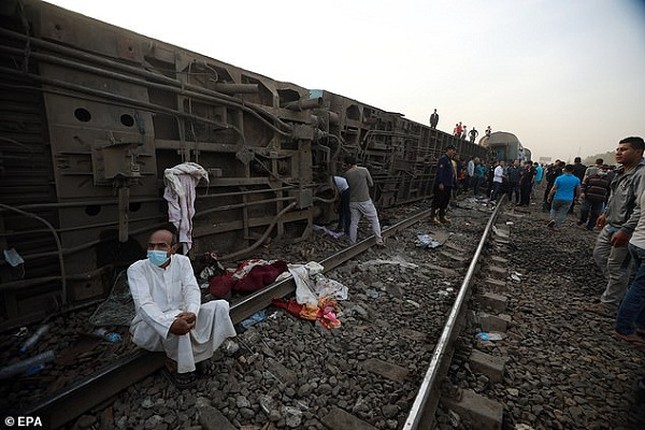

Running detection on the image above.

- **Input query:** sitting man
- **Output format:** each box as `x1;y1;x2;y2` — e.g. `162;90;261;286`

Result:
127;228;236;388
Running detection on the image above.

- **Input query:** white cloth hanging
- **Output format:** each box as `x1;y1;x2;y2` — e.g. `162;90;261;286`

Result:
163;162;209;253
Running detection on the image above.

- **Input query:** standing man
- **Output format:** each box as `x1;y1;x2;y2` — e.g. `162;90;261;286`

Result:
534;162;544;186
469;127;479;143
430;144;457;225
429;109;439;129
454;122;463;137
543;161;563;211
546;164;581;229
506;160;522;204
343;155;384;246
586;137;645;316
491;160;506;202
466;157;476;193
473;158;486;196
584;158;605;180
519;160;535;206
577;166;611;231
128;228;236;388
614;183;645;345
572;156;587;182
333;175;351;235
569;157;587;214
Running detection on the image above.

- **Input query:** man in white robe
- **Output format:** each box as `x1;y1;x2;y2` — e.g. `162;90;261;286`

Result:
127;229;235;384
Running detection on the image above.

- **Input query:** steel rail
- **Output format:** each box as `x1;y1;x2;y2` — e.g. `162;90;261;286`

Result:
403;197;505;429
23;207;433;429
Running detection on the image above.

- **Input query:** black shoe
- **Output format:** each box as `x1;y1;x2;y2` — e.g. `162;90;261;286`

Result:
195;361;211;376
162;368;198;389
576;221;584;226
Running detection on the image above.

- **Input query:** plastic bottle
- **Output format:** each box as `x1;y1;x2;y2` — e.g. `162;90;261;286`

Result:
95;328;123;343
19;323;51;354
0;350;55;380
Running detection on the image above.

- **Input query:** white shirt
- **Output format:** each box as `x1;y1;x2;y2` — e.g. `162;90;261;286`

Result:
127;254;201;339
494;166;504;183
333;176;349;193
467;160;475;177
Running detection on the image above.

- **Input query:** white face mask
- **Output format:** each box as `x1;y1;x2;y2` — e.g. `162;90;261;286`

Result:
147;250;169;267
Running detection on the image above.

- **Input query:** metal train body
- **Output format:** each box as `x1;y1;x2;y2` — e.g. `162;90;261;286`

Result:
485;131;531;162
0;0;488;328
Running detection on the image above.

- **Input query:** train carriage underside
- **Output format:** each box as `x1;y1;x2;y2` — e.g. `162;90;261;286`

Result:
0;0;488;329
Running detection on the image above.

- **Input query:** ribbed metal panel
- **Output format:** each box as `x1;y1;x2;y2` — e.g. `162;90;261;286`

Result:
0;61;60;280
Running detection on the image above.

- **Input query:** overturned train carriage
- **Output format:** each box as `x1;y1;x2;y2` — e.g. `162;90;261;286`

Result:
486;131;531;163
0;0;488;328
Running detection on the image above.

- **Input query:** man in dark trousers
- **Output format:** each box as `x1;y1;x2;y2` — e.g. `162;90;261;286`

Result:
570;157;587;214
430;144;457;224
429;109;439;129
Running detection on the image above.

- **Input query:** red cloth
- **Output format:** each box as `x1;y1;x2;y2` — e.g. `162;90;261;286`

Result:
271;298;304;318
208;272;236;299
208;260;288;298
234;261;288;293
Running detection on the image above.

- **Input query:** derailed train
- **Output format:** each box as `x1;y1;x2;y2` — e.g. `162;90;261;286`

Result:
483;131;532;163
0;0;488;328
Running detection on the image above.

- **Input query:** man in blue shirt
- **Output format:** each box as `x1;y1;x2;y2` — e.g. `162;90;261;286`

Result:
546;164;581;229
534;162;544;185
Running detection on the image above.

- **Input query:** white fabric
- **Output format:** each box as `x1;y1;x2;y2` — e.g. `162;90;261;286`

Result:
127;254;235;373
289;262;323;306
494;165;504;183
467;160;475;177
163;162;209;252
333;176;349;193
289;262;348;305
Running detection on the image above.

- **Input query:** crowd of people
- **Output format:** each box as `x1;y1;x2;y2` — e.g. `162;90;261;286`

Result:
420;136;645;402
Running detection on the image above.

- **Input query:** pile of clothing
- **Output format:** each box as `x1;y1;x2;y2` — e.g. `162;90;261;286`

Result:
208;259;289;298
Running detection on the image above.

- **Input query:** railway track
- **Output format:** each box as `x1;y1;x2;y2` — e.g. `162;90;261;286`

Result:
12;198;505;429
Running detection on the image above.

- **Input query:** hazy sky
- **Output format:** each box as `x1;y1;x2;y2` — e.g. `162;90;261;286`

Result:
45;0;645;162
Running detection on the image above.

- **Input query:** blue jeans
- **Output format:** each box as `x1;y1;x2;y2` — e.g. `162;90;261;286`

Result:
550;199;571;227
615;243;645;334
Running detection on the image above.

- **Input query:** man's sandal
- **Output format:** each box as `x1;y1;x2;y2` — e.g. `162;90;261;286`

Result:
161;368;198;389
